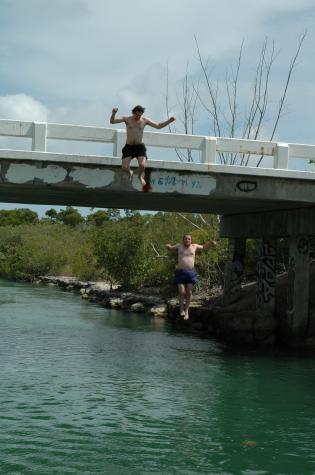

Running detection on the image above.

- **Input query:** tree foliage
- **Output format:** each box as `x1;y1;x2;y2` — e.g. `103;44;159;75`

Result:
0;209;237;292
0;208;38;226
92;215;149;289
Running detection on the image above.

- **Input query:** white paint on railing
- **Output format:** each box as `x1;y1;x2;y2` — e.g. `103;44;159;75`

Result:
113;130;126;157
274;142;289;169
0;120;33;137
201;137;217;164
32;122;47;152
47;123;116;142
215;137;276;156
0;119;315;172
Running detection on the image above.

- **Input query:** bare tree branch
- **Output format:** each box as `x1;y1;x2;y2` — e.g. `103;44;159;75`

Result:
150;242;168;258
256;30;307;166
178;213;204;230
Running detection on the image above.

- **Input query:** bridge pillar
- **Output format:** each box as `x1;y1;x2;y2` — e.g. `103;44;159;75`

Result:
223;238;246;305
113;130;126;157
286;236;310;339
256;238;276;315
32;122;47;151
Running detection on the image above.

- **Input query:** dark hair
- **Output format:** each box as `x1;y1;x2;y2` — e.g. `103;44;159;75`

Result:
132;105;145;114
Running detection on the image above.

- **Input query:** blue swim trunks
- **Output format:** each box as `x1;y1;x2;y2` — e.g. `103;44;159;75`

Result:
174;269;198;285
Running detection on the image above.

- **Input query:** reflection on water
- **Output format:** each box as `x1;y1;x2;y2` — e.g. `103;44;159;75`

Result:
1;279;315;474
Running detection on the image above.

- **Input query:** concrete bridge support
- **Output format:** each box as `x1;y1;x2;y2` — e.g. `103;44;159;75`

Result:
286;236;310;339
220;209;315;342
223;238;246;306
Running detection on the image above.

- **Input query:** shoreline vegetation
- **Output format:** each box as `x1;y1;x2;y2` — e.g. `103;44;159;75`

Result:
1;207;315;349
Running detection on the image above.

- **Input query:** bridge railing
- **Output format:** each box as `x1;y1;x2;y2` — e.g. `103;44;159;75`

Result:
0;119;315;170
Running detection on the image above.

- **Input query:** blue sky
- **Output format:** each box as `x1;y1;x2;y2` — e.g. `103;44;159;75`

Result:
0;0;314;216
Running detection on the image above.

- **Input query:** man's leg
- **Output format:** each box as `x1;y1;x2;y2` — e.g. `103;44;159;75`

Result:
122;156;133;182
137;156;146;186
184;283;194;320
177;284;186;317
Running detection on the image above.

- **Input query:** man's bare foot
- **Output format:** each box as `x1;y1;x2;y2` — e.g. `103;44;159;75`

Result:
183;312;189;320
138;176;146;186
180;310;185;318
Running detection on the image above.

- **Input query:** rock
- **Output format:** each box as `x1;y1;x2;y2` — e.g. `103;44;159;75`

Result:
130;302;145;313
150;305;168;317
109;298;123;309
64;285;74;291
32;279;42;285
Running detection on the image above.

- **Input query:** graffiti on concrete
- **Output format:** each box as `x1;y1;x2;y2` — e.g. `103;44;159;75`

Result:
287;237;310;324
256;240;276;307
149;171;216;195
236;180;257;192
223;239;246;305
287;256;295;313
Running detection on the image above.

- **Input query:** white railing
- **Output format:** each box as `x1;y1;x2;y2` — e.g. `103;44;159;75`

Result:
0;119;315;170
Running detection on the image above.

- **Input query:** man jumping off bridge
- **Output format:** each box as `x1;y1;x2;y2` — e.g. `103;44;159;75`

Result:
110;105;175;186
165;234;217;320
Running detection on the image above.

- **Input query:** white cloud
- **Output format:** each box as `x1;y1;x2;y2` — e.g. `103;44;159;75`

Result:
0;94;48;122
0;0;313;140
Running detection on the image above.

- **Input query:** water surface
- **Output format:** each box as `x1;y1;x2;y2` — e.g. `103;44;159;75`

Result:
1;280;315;474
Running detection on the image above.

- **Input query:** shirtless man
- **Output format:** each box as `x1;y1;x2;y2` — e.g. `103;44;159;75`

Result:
110;105;175;186
165;234;217;320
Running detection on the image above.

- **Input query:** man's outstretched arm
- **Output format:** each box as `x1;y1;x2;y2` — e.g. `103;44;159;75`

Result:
165;243;178;250
195;239;217;251
146;117;176;129
110;107;126;124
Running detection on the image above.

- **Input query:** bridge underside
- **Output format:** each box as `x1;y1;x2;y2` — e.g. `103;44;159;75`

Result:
0;182;311;215
0;155;314;215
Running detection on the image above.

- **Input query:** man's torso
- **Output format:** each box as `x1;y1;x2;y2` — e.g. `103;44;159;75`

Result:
177;244;197;270
125;116;147;145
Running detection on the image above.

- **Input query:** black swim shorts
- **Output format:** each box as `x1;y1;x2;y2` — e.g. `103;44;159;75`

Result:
122;143;147;159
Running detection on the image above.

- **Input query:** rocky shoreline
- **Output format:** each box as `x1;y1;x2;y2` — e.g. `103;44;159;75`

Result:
35;275;274;346
38;275;169;317
37;275;220;322
35;271;315;349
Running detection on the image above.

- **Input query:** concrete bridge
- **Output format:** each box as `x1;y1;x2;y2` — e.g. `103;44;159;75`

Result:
1;118;315;342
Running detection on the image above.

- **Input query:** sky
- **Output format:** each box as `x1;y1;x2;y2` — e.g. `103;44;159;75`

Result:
0;0;314;216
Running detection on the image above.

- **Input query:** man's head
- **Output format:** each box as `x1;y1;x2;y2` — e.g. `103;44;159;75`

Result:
182;234;192;247
132;105;145;120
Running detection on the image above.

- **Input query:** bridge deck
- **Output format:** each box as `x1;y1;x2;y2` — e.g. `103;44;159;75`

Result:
1;119;315;215
0;149;315;215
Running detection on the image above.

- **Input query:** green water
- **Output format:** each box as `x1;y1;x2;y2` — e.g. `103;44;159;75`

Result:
1;280;315;474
